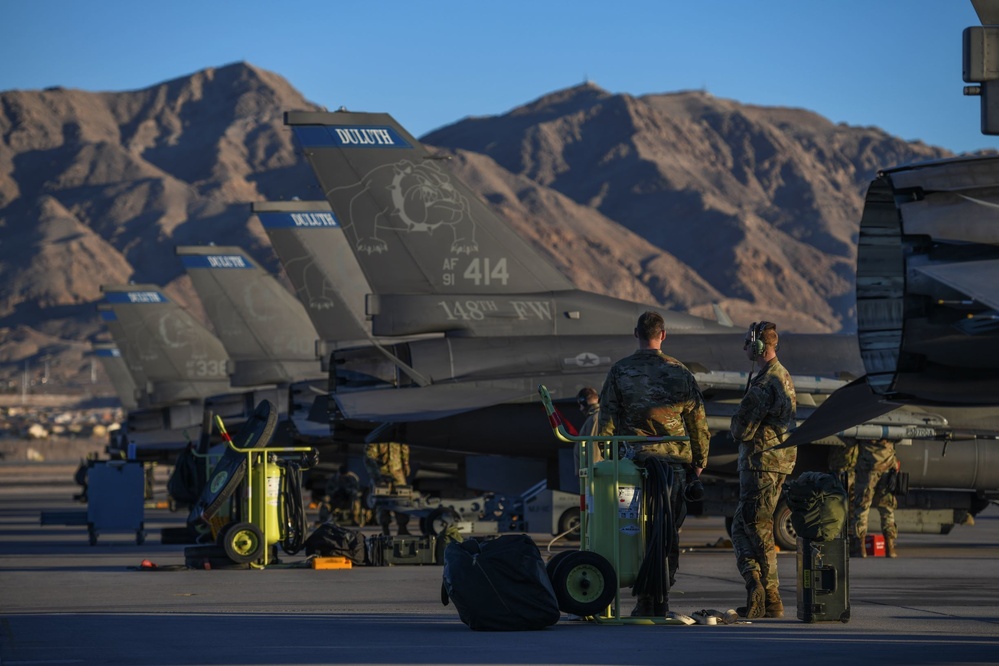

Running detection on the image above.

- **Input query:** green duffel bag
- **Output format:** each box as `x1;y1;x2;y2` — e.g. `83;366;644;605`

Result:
783;472;848;541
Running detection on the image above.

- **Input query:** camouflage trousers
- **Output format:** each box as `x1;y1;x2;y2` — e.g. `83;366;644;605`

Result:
850;468;898;541
732;470;785;591
377;509;411;535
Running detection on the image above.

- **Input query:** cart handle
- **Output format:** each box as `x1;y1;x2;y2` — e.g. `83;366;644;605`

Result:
537;384;688;444
214;414;316;454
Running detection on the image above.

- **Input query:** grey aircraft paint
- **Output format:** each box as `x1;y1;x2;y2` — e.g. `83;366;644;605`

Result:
252;201;375;353
101;284;233;406
176;244;324;387
91;343;139;412
272;105;998;514
285;110;731;338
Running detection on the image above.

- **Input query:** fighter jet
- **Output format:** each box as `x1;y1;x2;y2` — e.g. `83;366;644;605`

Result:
783;3;999;446
175;244;330;440
262;112;999;540
251;199;859;473
99;285;281;458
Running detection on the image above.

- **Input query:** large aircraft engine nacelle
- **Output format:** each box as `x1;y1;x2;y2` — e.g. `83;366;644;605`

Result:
856;156;999;404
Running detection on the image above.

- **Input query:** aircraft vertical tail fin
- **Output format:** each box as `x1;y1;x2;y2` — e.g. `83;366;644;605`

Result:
252;201;373;351
176;245;324;387
101;285;233;405
285;111;575;297
91;342;140;411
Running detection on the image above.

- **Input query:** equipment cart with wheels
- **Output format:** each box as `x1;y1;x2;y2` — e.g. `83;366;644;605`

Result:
538;385;689;624
86;460;146;545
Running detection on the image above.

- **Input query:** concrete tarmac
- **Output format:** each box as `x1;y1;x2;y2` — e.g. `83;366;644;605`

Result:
1;465;997;665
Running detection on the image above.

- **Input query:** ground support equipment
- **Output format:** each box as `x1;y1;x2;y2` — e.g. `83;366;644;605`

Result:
538;384;690;625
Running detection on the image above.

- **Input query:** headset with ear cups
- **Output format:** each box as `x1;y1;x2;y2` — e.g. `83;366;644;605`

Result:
746;321;776;359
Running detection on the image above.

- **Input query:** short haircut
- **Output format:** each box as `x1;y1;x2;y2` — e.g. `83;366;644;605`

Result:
636;311;665;341
576;387;599;404
760;322;778;350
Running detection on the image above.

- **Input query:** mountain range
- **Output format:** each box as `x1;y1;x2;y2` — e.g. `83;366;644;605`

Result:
0;62;954;397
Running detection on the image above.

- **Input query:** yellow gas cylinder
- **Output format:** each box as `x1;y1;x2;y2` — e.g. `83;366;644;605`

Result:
250;453;283;546
264;457;282;546
587;457;644;588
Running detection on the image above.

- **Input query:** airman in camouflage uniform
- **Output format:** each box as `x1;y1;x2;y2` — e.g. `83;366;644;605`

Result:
364;442;412;536
731;321;796;619
827;439;860;500
319;465;366;527
850;438;899;558
573;387;603;475
598;311;710;617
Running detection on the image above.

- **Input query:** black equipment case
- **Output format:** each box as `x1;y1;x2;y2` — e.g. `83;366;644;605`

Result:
367;534;439;566
796;532;851;623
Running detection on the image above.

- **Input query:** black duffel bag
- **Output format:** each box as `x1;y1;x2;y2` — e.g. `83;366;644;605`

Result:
441;534;560;631
303;522;368;565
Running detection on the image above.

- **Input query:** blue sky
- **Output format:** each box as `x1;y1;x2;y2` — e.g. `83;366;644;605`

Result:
2;1;995;153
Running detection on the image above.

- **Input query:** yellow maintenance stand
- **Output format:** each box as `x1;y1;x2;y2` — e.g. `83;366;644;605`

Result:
538;385;689;625
211;414;317;568
191;400;317;568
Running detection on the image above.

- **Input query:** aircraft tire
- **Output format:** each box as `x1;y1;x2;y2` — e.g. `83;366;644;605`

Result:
426;507;458;537
773;500;797;552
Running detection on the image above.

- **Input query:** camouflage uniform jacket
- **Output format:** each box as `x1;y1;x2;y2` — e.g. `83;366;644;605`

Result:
597;349;710;468
731;358;797;473
364;442;410;485
828;440;860;472
575;404;604;470
858;439;897;473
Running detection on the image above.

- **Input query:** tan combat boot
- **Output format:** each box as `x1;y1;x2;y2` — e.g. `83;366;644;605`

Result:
885;538;898;558
736;571;766;619
764;588;784;618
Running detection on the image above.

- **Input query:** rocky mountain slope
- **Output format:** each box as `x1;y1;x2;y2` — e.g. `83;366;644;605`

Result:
0;63;953;396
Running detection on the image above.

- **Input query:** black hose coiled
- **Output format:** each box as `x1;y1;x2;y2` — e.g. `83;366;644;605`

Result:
279;460;307;555
632;458;675;606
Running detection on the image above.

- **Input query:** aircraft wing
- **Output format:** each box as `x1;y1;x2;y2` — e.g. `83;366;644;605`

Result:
334;383;538;422
782;377;899;448
913;258;999;312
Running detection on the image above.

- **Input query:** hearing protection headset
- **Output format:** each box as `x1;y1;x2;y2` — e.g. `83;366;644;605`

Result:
746;321;776;359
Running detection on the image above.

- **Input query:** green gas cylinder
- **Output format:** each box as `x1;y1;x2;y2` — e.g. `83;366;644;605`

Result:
587;457;645;588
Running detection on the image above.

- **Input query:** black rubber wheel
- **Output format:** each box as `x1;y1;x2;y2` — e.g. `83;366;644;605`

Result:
215;521;235;549
773;500;797;552
545;550;573;583
222;521;264;564
550;550;617;616
557;508;581;541
426;507;458;537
